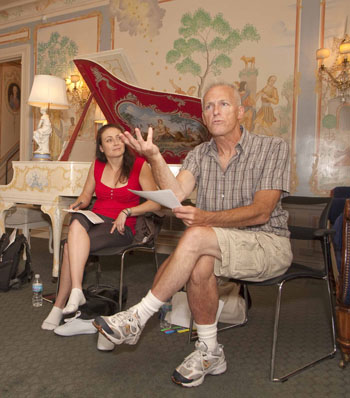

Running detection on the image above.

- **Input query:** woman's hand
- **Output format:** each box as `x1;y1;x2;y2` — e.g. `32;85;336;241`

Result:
69;200;83;210
110;211;128;235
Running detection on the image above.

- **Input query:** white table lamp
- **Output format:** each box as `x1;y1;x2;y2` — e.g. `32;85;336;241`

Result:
28;75;69;160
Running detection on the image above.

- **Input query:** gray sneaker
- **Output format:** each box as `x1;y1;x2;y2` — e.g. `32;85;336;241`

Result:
172;341;227;387
93;307;143;346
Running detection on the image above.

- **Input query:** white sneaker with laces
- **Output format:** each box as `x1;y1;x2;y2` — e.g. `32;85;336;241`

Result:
54;312;97;336
93;306;143;346
172;341;227;387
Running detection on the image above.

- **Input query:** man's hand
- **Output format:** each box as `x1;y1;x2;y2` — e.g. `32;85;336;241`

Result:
172;206;209;227
122;127;160;160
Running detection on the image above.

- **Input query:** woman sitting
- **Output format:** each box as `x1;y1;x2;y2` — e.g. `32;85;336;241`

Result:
42;123;161;330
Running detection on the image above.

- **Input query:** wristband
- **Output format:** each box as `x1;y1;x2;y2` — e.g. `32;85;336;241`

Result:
122;208;131;217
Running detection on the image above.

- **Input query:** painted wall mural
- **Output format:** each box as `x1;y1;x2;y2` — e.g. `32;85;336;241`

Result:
312;0;350;193
113;0;299;184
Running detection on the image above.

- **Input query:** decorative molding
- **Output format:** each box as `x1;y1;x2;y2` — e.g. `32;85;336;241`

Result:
0;44;31;161
0;0;108;30
0;27;29;44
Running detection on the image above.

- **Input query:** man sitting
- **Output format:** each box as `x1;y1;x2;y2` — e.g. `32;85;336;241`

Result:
94;82;292;388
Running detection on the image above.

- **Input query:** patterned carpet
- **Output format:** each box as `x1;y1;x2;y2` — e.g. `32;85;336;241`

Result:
0;237;349;398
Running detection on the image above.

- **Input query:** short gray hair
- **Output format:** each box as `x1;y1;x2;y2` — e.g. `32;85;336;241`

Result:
201;82;242;109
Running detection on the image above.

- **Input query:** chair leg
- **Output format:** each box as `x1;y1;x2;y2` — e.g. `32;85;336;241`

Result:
119;250;127;312
270;278;336;382
270;282;283;381
153;248;159;271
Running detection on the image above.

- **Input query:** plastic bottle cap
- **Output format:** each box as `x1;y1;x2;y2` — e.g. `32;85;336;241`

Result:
35;274;40;278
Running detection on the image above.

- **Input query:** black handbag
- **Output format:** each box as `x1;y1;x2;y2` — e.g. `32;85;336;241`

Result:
0;232;33;292
74;284;128;319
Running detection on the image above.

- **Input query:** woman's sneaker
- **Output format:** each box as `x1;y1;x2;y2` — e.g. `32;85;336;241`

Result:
172;341;227;387
93;306;143;345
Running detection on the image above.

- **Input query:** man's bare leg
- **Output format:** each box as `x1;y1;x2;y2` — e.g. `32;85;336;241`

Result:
151;226;221;302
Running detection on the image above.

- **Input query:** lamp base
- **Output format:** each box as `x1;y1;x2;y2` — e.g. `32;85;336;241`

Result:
32;152;51;161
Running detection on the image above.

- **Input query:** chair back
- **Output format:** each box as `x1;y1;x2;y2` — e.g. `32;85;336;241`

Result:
282;196;334;276
329;186;350;225
282;195;333;230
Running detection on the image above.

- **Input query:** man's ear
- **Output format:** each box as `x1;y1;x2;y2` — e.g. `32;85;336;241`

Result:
237;105;245;120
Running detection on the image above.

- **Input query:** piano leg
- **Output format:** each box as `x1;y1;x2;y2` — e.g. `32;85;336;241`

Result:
41;204;67;279
0;202;16;235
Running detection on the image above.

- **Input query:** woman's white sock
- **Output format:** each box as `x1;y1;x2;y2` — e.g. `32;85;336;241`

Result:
62;288;86;315
41;306;63;330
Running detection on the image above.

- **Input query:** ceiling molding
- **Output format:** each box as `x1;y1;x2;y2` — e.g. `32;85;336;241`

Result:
0;0;108;30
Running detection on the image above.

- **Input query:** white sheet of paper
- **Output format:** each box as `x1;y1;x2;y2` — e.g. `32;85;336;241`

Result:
128;189;181;209
63;209;104;224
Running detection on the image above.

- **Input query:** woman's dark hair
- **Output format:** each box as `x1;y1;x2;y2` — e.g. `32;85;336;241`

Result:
95;123;135;183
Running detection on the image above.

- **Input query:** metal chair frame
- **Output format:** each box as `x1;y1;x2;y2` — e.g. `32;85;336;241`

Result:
89;242;159;311
53;212;163;310
189;196;337;382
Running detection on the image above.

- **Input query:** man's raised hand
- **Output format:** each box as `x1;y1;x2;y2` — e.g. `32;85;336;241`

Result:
121;127;160;160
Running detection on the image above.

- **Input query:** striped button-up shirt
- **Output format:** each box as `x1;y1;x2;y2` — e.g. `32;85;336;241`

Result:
181;128;290;237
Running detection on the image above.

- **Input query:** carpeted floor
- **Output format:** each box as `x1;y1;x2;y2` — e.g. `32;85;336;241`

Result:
0;237;349;398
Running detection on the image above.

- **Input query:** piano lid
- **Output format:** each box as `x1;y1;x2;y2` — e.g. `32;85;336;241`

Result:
74;52;208;163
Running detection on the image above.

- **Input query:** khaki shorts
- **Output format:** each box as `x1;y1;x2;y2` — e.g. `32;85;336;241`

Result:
213;228;293;282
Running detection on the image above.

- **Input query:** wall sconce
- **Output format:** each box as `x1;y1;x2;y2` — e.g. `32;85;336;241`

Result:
65;73;89;107
316;33;350;101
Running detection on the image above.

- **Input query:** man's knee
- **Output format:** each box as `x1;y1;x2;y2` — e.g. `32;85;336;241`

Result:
178;226;215;250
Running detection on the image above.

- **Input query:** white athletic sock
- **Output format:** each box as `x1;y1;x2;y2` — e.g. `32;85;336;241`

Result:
196;323;219;353
62;288;86;315
133;290;165;327
41;306;63;330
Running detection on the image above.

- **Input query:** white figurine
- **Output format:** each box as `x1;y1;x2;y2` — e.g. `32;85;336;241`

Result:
33;107;52;154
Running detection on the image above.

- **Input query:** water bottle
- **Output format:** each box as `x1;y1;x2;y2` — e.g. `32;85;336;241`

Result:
32;274;43;307
159;299;172;329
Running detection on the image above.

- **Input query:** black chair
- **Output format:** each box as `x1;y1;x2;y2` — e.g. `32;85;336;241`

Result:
189;196;337;382
88;212;164;311
53;212;164;311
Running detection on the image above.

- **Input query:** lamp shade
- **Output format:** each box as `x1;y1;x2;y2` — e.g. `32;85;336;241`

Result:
28;75;69;110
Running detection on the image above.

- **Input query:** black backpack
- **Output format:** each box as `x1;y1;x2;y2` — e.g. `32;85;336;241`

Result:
0;232;33;292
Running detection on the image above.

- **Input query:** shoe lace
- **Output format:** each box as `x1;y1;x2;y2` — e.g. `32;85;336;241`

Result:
183;343;208;368
110;309;138;328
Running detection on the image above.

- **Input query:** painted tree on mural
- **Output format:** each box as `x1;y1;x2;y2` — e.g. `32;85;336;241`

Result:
37;32;78;77
166;8;260;97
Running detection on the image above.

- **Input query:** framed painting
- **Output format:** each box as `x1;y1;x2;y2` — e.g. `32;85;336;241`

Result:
7;82;21;113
